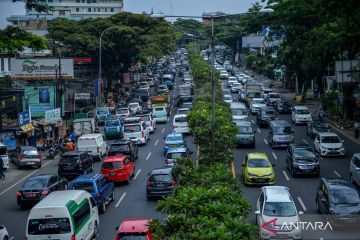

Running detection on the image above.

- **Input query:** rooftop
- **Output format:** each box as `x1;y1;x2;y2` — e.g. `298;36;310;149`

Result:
263;186;292;202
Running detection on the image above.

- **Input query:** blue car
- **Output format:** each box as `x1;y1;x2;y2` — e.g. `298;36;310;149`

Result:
163;132;186;155
68;173;115;213
96;107;110;125
104;117;123;139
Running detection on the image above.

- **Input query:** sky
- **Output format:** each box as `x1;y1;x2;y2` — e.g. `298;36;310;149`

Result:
0;0;257;29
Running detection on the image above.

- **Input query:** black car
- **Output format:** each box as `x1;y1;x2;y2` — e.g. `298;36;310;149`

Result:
176;95;193;107
107;139;138;162
307;120;330;139
256;106;277;127
286;144;320;177
273;100;292;114
16;174;67;209
316;178;360;227
146;168;176;200
58;151;94;179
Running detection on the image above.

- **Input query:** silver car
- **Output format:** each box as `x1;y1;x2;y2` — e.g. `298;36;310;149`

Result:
314;132;345;157
350;153;360;186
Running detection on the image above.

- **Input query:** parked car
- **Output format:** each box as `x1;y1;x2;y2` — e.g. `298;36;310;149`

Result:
306;120;330;138
242;153;275;185
165;147;192;167
16;174;67;209
0;142;10;170
314;132;345;157
292;106;312;125
234;121;255;148
58;151;94;179
107;139;138;161
273;100;292;114
268;120;295;148
286;144;320;177
10;146;41;169
163;132;186;155
101;156;135;184
316;178;360;226
350;153;360;186
68;173;115;213
114;219;154;240
146;168;176;200
256;106;277;127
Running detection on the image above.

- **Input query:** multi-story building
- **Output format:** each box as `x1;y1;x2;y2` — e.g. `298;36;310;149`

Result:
7;0;123;30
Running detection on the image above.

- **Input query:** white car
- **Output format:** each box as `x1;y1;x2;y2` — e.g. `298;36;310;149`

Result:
256;186;303;240
0;143;9;170
115;108;130;118
173;114;190;134
123;121;150;145
350;153;360;186
128;102;142;114
227;80;238;88
231;82;242;93
250;98;266;114
220;70;229;79
139;82;150;90
223;94;233;104
292;106;312;125
177;108;190;116
0;225;8;240
314;132;345;157
266;92;281;105
228;76;237;82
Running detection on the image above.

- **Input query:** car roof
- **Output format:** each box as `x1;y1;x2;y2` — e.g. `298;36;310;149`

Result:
117;218;151;233
27;174;53;180
247;152;268;159
270;120;291;126
167;147;187;153
34;190;90;208
78;133;102;139
174;114;187;118
104;156;127;162
72;173;103;182
263;186;292;202
166;132;183;138
178;108;190;111
151;167;173;175
322;177;355;190
294;106;308;110
235;121;251;127
319;132;338;137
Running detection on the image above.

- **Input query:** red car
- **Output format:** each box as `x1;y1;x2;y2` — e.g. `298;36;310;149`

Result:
114;218;153;240
101;156;135;184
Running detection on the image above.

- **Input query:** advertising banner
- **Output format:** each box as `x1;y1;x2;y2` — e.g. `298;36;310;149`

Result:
18;111;31;127
74;93;90;100
44;108;61;124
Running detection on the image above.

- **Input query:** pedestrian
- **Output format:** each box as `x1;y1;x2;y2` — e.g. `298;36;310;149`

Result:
354;120;360;139
0;155;5;180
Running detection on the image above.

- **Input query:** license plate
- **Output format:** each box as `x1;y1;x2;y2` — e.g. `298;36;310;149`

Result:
256;179;266;183
171;144;177;147
157;183;165;188
27;162;35;165
109;172;117;176
26;193;36;198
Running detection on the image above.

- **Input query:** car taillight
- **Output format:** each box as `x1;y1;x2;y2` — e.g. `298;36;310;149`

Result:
146;181;152;187
71;234;76;240
19;154;24;160
41;190;49;195
141;131;144;138
16;192;22;197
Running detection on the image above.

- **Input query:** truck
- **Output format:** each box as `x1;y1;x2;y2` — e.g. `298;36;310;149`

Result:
245;83;262;106
73;118;96;137
151;94;171;115
179;84;191;96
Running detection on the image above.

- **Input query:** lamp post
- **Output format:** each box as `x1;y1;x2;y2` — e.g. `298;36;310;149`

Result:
98;26;118;108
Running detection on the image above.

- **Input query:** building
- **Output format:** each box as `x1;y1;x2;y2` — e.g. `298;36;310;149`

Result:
7;0;123;30
242;35;280;53
202;11;225;24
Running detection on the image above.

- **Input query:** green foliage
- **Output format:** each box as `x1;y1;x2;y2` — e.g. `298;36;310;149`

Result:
13;0;53;12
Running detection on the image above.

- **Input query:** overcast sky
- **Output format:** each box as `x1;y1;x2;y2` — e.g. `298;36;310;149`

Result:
0;0;257;29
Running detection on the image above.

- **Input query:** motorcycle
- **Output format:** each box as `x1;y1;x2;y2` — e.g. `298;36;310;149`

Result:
317;107;326;121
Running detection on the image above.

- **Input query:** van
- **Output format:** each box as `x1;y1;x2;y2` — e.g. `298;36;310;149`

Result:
152;106;168;123
77;134;107;161
230;102;248;121
104;117;123;140
26;190;99;240
123;121;149;145
268;120;295;148
173;114;190;134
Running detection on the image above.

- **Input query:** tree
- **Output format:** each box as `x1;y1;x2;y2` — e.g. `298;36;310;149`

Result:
13;0;53;12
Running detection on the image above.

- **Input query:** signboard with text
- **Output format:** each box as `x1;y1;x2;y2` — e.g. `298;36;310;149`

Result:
44;108;61;124
18;111;31;127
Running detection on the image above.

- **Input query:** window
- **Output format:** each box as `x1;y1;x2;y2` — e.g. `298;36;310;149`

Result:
73;201;90;231
352;156;360;168
76;8;79;12
59;10;65;15
76;0;80;2
28;218;71;235
111;8;114;12
48;176;58;186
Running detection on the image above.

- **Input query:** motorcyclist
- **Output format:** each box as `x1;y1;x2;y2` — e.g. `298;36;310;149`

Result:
66;139;75;151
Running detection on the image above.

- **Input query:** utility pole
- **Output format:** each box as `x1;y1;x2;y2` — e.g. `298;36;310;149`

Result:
210;17;216;164
58;53;62;116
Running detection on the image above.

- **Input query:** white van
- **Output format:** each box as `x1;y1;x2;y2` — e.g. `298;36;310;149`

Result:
173;114;190;134
26;190;99;240
77;134;107;160
123;121;149;145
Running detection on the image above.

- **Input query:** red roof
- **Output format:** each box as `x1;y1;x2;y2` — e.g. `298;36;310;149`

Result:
104;155;127;162
117;218;151;233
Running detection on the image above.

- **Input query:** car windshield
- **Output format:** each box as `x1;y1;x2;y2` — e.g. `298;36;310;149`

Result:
155;107;165;111
166;136;183;142
23;150;38;158
118;233;147;239
159;86;167;90
294;148;316;161
253;99;264;104
331;188;360;205
97;108;108;115
247;158;271;168
102;161;124;169
178;109;189;115
273;126;292;135
313;122;328;129
269;94;280;98
124;125;141;133
233;109;247;116
110;144;130;152
233;83;241;87
28;218;71;235
238;126;253;134
224;96;232;100
321;136;340;143
150;174;172;182
60;156;78;164
71;182;94;192
175;116;187;123
116;109;128;114
128;104;138;108
106;120;119;126
167;152;185;159
135;89;148;94
23;178;47;188
137;115;150;122
263;202;297;217
296;109;309;114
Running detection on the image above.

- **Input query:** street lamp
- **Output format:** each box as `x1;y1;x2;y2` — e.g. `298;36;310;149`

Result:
97;26;119;108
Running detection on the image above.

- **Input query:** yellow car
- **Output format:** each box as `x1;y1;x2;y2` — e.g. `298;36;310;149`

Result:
242;153;275;185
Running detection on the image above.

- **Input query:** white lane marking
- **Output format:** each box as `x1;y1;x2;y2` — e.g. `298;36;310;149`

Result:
302;139;309;145
162;128;165;134
251;120;254;123
319;238;324;240
272;152;278;160
257;128;261;133
9;237;14;240
297;197;307;211
282;171;290;181
134;169;142;180
154;139;159;146
0;160;52;196
264;138;268;145
146;152;152;160
115;192;127;208
333;170;341;177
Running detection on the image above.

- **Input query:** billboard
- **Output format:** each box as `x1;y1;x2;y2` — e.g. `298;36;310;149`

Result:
11;58;74;80
335;60;359;83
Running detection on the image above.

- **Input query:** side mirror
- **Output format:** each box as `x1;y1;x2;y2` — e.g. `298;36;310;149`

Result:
298;211;304;216
255;210;260;215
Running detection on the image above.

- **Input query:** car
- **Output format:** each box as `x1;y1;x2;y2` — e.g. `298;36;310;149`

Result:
58;151;94;179
0;225;8;240
255;186;303;240
0;143;9;170
316;178;360;226
286;144;320;177
107;139;138;161
234;121;255;148
273;100;292;114
256;106;277;127
314;132;345;157
96;107;111;124
16;174;67;209
177;108;190;115
164;132;186;155
114;218;154;240
68;173;115;213
176;95;192;107
152;105;168;123
135;110;157;133
123;121;150;145
230;103;248;121
157;84;169;94
223;88;231;95
242;153;275;185
261;88;272;99
292;106;312;125
231;82;242;93
306;120;330;138
77;133;107;161
228;76;237;82
181;102;193;109
9;145;41;169
135;88;150;102
268;120;295;148
115;107;130;118
265;92;281;106
146;77;155;87
226;80;237;88
101;155;135;184
128;102;142;114
350;153;360;186
250;98;266;114
165;147;192;167
220;70;229;79
223;94;233;104
173;114;190;134
139;81;150;90
146;167;176;200
104;117;123;140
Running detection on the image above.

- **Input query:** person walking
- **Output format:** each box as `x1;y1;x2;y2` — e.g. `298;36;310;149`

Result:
354;120;360;139
0;155;5;180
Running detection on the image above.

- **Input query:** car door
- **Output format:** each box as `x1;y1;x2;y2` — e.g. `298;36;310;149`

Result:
256;191;265;225
124;157;134;177
47;176;58;193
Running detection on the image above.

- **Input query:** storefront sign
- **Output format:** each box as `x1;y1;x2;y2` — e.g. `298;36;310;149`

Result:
74;93;90;100
44;108;61;124
18;111;31;127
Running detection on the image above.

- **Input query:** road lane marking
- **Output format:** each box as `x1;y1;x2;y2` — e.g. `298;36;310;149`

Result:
333;170;341;177
115;192;127;208
282;171;290;181
162;128;165;134
154;139;159;146
264;138;268;145
146;152;152;160
302;139;309;145
272;152;278;160
297;197;307;211
0;160;52;196
134;169;141;180
257;128;261;133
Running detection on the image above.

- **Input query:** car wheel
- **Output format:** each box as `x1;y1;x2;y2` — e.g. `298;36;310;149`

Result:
110;190;115;202
100;202;106;213
92;222;98;239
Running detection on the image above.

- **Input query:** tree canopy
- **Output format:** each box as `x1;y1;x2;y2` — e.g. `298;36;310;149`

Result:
13;0;53;12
